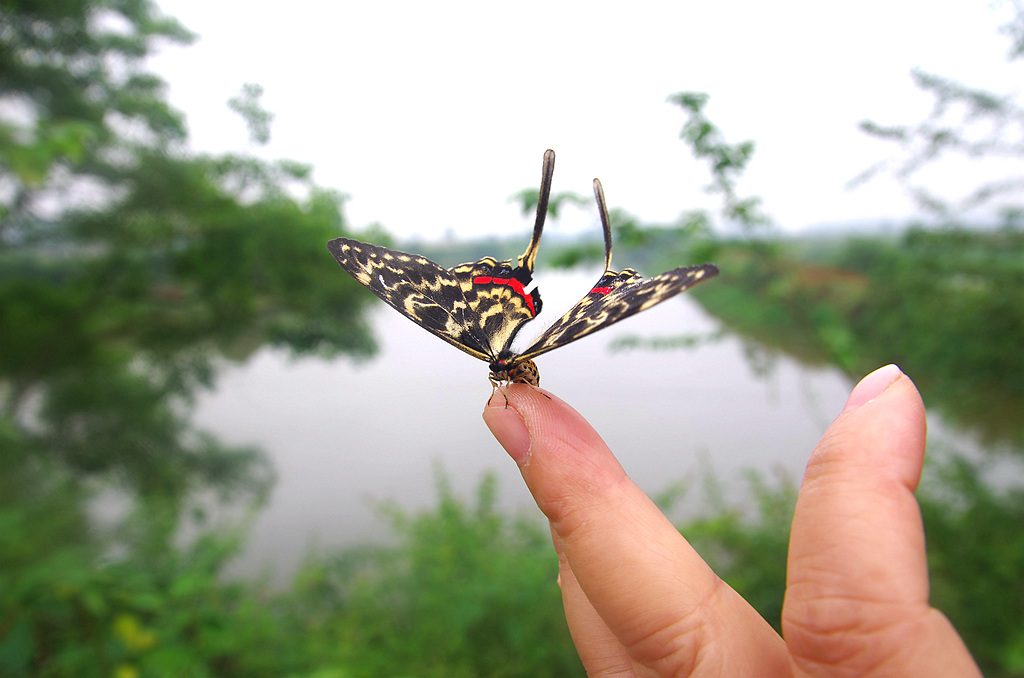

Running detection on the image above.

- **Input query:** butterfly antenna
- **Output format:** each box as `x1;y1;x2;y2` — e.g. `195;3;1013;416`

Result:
520;149;556;271
593;178;614;271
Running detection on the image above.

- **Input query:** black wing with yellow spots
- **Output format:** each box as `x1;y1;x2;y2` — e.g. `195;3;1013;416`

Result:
327;155;719;389
326;149;555;364
514;178;718;364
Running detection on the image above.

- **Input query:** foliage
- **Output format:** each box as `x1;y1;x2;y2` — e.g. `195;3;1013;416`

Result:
290;471;581;678
509;187;589;221
674;470;796;632
0;0;194;212
696;226;1024;445
919;454;1024;677
668;92;772;241
228;83;275;146
683;8;1024;443
0;471;582;678
664;32;1024;670
6;446;1023;677
853;0;1024;219
666;73;1024;666
663;91;793;357
0;2;380;671
0;483;306;677
0;0;376;512
835;227;1024;442
5;447;1021;677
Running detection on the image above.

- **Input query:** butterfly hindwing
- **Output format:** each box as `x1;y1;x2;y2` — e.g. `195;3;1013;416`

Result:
451;257;543;357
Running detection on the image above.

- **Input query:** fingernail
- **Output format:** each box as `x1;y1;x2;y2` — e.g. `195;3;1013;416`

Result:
843;364;903;413
483;400;532;466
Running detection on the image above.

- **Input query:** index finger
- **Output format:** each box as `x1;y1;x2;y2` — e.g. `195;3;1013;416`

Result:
484;385;789;675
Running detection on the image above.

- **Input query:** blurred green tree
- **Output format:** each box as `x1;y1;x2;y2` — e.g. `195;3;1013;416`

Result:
852;1;1024;222
0;0;374;520
1;3;383;670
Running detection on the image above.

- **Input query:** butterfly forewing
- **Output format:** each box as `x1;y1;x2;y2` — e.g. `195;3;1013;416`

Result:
518;264;717;362
326;149;557;366
515;177;719;365
327;238;493;360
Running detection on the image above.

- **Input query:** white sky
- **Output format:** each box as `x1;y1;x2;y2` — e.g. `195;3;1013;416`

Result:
148;1;1019;241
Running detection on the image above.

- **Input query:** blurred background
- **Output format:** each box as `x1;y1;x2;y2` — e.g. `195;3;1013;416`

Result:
2;1;1022;676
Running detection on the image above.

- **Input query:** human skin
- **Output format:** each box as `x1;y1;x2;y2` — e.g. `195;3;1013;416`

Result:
483;365;982;677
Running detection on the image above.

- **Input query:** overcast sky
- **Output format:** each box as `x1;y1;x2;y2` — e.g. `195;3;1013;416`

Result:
148;1;1018;241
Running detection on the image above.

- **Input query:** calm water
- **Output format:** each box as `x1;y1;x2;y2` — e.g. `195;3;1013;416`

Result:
190;270;972;580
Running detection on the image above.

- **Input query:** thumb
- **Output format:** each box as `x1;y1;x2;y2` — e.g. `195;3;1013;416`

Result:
784;365;981;676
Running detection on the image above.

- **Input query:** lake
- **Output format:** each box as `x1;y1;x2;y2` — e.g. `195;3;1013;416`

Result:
190;269;976;581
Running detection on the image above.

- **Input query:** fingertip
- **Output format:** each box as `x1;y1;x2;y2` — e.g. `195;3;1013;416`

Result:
483;385;624;502
483;391;532;465
483;385;560;465
842;364;904;413
835;366;927;474
816;365;927;480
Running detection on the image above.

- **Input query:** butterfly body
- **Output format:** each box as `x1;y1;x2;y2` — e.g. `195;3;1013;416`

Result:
326;150;719;390
488;357;540;388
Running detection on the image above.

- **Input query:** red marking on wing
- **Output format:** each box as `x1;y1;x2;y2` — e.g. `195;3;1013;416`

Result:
473;276;536;315
590;286;612;295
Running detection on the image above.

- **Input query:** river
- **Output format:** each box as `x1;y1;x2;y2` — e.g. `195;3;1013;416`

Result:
190;269;974;581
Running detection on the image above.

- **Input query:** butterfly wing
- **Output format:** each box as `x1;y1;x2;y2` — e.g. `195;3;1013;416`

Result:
326;149;557;363
517;177;719;362
327;238;493;360
517;264;718;361
444;148;554;356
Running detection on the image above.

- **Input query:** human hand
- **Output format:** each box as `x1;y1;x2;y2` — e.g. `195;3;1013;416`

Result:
483;365;981;677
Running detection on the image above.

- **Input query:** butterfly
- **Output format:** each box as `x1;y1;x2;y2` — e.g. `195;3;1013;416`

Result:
326;149;719;390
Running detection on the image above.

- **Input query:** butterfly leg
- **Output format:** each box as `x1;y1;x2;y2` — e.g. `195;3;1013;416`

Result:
528;384;551;400
488;360;549;407
488;374;511;408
